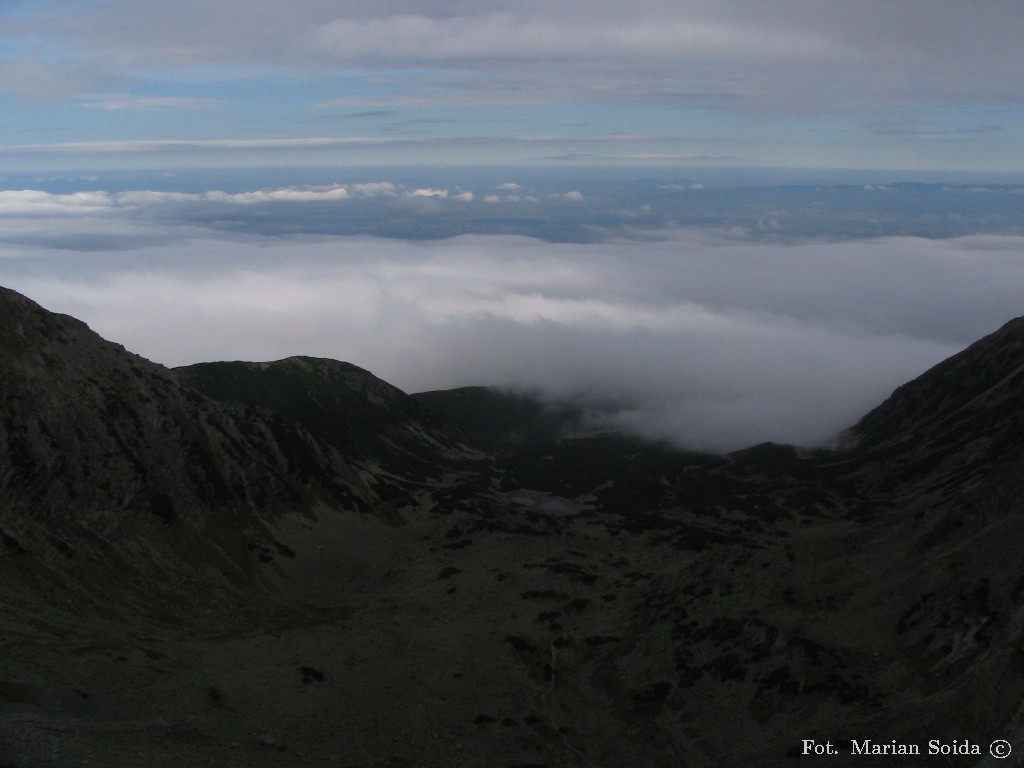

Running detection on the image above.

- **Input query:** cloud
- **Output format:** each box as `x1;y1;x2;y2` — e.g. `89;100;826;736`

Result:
3;137;406;154
0;190;117;215
866;121;1005;137
0;134;677;165
305;4;1024;111
203;186;351;204
314;95;509;108
79;93;216;110
612;153;736;163
2;220;1022;452
0;184;414;217
323;110;397;119
350;182;398;197
0;57;99;103
16;1;1024;114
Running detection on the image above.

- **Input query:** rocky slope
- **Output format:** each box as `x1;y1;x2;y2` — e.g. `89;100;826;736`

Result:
2;284;1024;767
0;287;478;616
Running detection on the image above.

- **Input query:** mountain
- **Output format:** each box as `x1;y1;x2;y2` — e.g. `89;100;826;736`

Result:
176;357;469;470
848;315;1024;492
2;283;1024;767
0;287;474;610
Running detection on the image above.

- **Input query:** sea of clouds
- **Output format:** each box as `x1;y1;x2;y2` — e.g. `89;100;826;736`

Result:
1;184;1021;451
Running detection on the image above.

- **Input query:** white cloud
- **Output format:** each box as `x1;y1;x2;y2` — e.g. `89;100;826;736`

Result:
204;186;351;204
0;190;114;215
3;226;1022;451
350;182;398;197
113;190;200;205
0;184;414;217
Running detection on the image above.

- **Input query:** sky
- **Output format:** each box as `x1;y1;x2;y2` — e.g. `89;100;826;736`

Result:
2;0;1024;172
1;2;1023;453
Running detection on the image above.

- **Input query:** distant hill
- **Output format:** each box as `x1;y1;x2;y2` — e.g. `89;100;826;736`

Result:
2;283;1024;767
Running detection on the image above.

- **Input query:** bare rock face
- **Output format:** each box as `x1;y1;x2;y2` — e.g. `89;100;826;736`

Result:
3;283;1024;767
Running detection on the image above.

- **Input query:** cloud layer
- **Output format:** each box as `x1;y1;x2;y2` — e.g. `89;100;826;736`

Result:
0;183;407;215
4;2;1024;171
2;200;1021;451
23;1;1024;111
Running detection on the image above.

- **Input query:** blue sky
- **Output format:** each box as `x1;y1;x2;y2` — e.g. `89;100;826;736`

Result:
2;0;1024;172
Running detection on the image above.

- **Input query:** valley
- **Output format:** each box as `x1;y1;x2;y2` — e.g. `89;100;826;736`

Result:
2;285;1024;767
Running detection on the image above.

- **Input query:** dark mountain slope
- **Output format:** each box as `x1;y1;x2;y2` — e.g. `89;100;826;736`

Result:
4;285;1024;767
835;314;1024;563
176;357;475;488
848;315;1024;475
0;288;355;526
412;318;1024;763
0;286;461;627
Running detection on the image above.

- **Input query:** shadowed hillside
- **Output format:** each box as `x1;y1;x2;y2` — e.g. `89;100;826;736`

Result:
2;284;1024;767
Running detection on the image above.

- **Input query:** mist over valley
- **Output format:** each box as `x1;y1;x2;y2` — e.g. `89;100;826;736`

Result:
2;170;1021;451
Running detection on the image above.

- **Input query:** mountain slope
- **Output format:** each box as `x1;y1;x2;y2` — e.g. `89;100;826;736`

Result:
4;285;1024;767
176;356;475;490
851;315;1024;451
843;316;1024;501
0;287;358;527
0;286;461;627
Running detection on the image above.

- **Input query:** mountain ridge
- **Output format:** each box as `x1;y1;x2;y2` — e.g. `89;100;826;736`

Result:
850;314;1024;449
